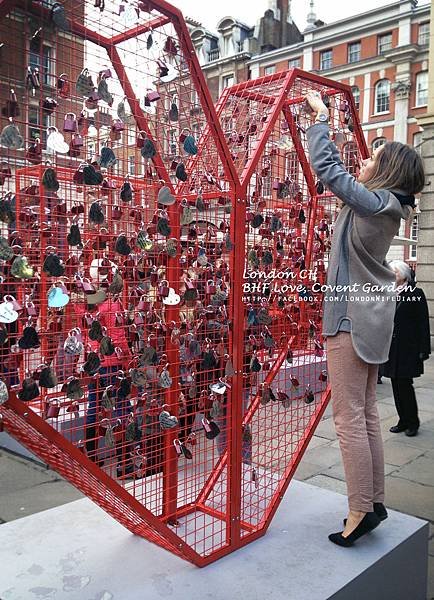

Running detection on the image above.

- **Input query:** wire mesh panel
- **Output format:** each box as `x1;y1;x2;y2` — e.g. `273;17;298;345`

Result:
0;0;367;566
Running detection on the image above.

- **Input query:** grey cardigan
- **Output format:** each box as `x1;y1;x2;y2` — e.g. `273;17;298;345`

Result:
306;123;413;364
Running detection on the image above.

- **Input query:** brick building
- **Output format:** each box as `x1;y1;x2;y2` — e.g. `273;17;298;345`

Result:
193;0;431;264
0;2;87;171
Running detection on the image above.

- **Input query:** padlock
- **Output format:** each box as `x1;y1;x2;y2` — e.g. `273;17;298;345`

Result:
205;280;216;295
45;400;61;419
63;112;77;133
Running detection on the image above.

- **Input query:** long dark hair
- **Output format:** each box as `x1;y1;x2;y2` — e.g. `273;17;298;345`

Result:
364;141;425;195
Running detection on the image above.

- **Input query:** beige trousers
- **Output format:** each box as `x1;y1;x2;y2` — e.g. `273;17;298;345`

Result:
326;332;385;512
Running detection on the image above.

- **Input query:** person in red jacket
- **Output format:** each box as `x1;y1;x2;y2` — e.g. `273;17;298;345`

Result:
79;295;134;478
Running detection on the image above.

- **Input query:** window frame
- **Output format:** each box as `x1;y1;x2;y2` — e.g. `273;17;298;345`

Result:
418;22;430;46
374;79;390;114
128;155;136;176
319;49;333;71
377;32;392;54
29;38;54;87
264;65;276;75
288;57;301;69
415;71;428;107
410;214;419;260
347;41;361;64
28;105;50;143
413;131;423;154
372;137;386;151
222;73;234;89
351;85;360;110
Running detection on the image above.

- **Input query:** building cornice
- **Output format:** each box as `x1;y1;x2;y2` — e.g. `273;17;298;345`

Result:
201;52;252;70
383;43;419;64
246;3;430;66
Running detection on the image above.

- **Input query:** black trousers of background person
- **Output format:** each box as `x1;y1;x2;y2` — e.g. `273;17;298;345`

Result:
391;378;420;430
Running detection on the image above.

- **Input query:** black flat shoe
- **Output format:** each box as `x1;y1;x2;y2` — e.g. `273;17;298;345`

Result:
330;512;381;547
389;424;407;433
344;502;388;526
405;428;419;437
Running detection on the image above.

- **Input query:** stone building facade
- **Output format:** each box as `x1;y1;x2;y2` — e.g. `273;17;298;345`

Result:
194;0;431;266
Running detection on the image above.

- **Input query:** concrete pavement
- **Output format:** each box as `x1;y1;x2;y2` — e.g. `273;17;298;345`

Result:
1;357;433;598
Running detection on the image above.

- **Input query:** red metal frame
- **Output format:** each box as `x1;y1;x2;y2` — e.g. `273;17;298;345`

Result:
0;0;366;566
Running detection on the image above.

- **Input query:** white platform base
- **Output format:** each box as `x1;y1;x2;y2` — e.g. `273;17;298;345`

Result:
0;480;428;600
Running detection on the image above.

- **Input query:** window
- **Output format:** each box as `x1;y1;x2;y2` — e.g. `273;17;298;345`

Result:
128;155;135;175
377;33;392;54
222;74;234;89
372;137;386;150
319;49;332;70
28;106;50;143
347;42;361;63
127;127;135;147
288;57;301;68
410;214;419;260
192;123;200;139
415;71;428;107
418;22;430;46
168;129;177;155
29;38;53;86
191;89;200;113
413;131;423;154
351;86;360;110
285;150;299;181
374;79;390;113
264;65;276;75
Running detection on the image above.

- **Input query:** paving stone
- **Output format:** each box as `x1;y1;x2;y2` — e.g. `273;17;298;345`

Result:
384;476;434;522
0;481;83;522
324;462;398;481
311;417;337;441
391;456;434;487
390;421;434;450
376;402;401;420
306;436;331;450
428;555;434;600
0;452;58;494
294;460;325;481
303;444;342;468
383;440;426;466
304;474;347;495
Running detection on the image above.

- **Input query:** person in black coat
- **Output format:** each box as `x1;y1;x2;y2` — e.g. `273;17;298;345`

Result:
381;260;431;436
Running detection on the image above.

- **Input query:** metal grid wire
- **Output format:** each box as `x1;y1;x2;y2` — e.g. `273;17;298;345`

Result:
0;0;367;566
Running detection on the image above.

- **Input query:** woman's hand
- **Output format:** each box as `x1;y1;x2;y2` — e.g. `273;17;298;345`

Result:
305;91;329;120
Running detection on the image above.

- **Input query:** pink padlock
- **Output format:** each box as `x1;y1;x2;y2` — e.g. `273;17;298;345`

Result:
205;280;216;295
63;112;77;133
158;279;170;298
45;400;60;419
136;131;146;149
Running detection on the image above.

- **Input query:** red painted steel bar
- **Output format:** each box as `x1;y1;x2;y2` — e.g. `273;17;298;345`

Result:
240;71;294;186
110;16;170;45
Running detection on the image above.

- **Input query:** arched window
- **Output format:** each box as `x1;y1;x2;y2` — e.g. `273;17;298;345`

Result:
372;137;386;150
351;86;360;110
374;79;390;113
415;71;428;107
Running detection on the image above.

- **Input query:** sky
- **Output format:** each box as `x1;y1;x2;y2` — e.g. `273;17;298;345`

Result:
169;0;430;32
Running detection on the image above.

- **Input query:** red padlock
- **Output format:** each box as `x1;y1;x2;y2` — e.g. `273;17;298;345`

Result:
71;133;83;148
136;130;146;148
205;280;216;295
112;205;123;221
86;90;100;110
137;296;150;311
45;400;61;419
57;73;70;98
